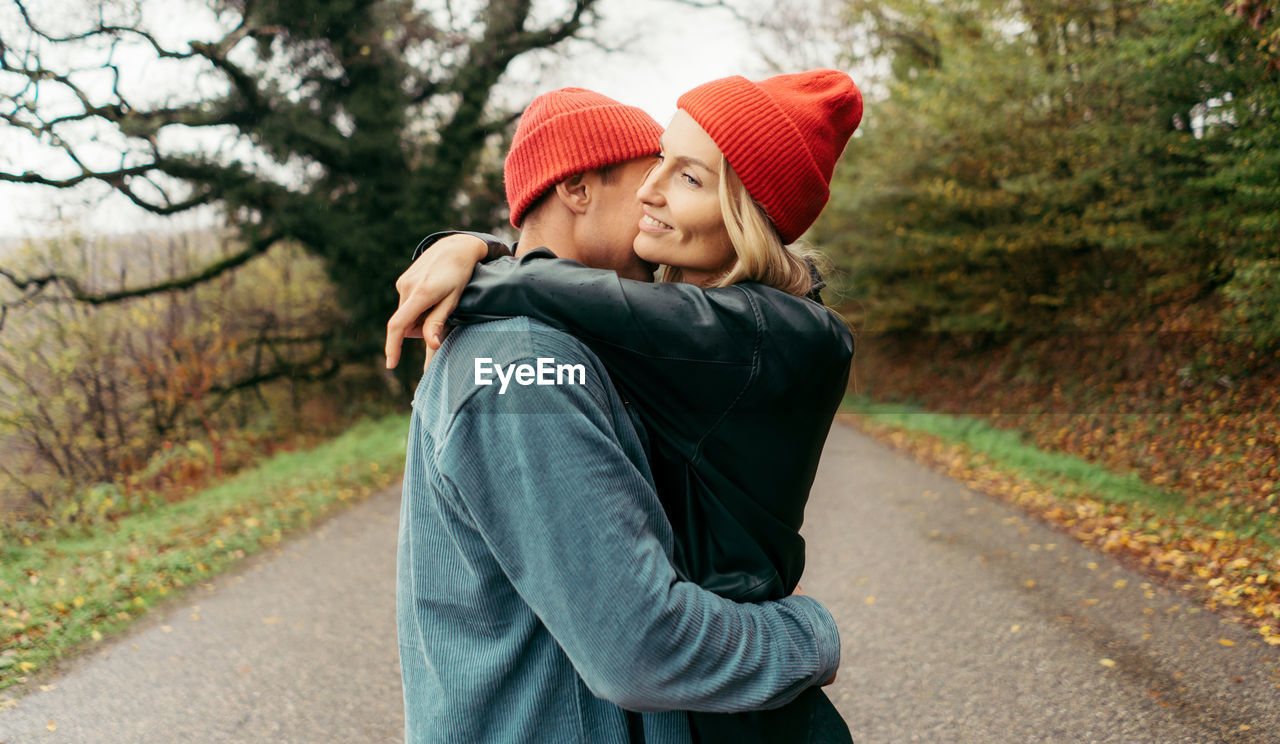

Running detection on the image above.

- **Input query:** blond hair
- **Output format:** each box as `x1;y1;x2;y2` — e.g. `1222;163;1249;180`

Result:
662;159;822;296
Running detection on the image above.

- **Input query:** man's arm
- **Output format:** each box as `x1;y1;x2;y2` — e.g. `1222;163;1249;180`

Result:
434;343;840;713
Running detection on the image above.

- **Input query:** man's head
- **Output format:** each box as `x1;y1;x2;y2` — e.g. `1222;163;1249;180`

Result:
504;88;662;281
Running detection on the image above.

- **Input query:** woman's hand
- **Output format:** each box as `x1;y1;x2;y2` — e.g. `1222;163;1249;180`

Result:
385;234;490;371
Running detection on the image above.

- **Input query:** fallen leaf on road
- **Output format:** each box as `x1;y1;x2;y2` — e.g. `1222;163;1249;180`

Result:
1100;658;1117;668
263;616;281;624
1219;638;1236;646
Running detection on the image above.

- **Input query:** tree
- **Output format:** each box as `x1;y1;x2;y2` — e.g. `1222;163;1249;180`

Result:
0;0;601;389
0;230;344;514
812;0;1279;344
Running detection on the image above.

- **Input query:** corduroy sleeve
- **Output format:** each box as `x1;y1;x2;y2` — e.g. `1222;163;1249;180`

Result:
433;339;840;713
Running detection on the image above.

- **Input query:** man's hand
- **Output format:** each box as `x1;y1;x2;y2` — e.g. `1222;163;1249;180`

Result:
385;234;490;372
792;584;838;687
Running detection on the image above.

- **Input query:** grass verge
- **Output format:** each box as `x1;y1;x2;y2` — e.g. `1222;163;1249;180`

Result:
0;413;409;694
842;396;1280;646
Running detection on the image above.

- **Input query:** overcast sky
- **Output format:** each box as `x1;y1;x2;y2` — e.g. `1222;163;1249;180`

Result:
0;0;841;240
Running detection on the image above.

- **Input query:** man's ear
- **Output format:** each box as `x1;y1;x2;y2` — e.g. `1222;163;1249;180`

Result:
553;173;591;216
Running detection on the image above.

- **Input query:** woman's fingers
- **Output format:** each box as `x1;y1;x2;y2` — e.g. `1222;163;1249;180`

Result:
420;290;462;373
386;272;455;369
423;289;461;350
385;300;429;370
386;258;437;369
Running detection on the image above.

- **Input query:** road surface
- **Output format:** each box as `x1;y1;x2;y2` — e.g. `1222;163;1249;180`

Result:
2;422;1277;743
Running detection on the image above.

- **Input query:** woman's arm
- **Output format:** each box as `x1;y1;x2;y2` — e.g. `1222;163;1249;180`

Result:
387;229;766;430
454;247;760;366
451;248;763;442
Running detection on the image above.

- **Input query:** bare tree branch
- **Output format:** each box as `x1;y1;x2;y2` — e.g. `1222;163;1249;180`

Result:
0;0;616;378
661;0;754;25
0;233;277;306
208;353;341;411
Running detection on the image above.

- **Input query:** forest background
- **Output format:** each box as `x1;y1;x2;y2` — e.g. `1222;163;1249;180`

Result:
0;0;1277;687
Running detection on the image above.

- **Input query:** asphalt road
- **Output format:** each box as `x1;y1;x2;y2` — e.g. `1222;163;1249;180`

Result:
2;421;1278;743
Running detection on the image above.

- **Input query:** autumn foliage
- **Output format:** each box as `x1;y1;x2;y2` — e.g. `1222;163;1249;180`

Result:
820;0;1280;643
0;230;370;527
845;412;1280;648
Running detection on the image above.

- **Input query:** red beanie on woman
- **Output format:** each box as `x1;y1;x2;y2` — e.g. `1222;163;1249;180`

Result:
504;88;663;228
677;70;863;244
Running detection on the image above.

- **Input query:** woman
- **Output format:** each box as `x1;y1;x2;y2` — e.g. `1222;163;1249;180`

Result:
403;70;861;743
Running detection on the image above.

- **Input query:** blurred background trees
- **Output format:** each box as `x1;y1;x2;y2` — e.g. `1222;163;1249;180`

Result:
0;230;352;521
807;0;1278;508
2;0;1276;519
0;0;616;519
1;0;599;384
812;0;1279;344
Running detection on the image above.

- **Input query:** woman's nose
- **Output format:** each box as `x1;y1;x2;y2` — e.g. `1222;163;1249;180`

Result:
636;164;663;205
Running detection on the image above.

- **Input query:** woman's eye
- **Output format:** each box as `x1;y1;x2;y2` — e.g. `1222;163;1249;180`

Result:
682;172;701;187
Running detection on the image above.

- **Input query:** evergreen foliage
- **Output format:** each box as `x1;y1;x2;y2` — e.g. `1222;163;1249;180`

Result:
814;0;1279;345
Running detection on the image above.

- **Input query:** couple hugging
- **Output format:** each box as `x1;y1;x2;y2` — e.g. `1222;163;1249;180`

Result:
386;69;863;744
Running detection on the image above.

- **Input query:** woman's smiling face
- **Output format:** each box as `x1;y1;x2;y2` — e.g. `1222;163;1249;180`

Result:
633;110;735;287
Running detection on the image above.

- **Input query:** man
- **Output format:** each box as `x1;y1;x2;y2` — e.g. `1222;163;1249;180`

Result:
388;89;840;743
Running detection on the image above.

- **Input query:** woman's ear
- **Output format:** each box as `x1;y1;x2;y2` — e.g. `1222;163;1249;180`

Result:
553;174;591;215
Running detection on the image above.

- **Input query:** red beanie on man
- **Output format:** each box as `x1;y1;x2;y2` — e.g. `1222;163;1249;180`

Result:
504;88;663;228
677;70;863;244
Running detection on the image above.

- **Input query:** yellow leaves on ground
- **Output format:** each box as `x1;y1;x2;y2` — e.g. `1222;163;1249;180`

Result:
1218;638;1236;646
1100;658;1117;668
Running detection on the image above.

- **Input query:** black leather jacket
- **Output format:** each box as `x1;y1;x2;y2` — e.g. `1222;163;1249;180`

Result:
420;234;855;604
